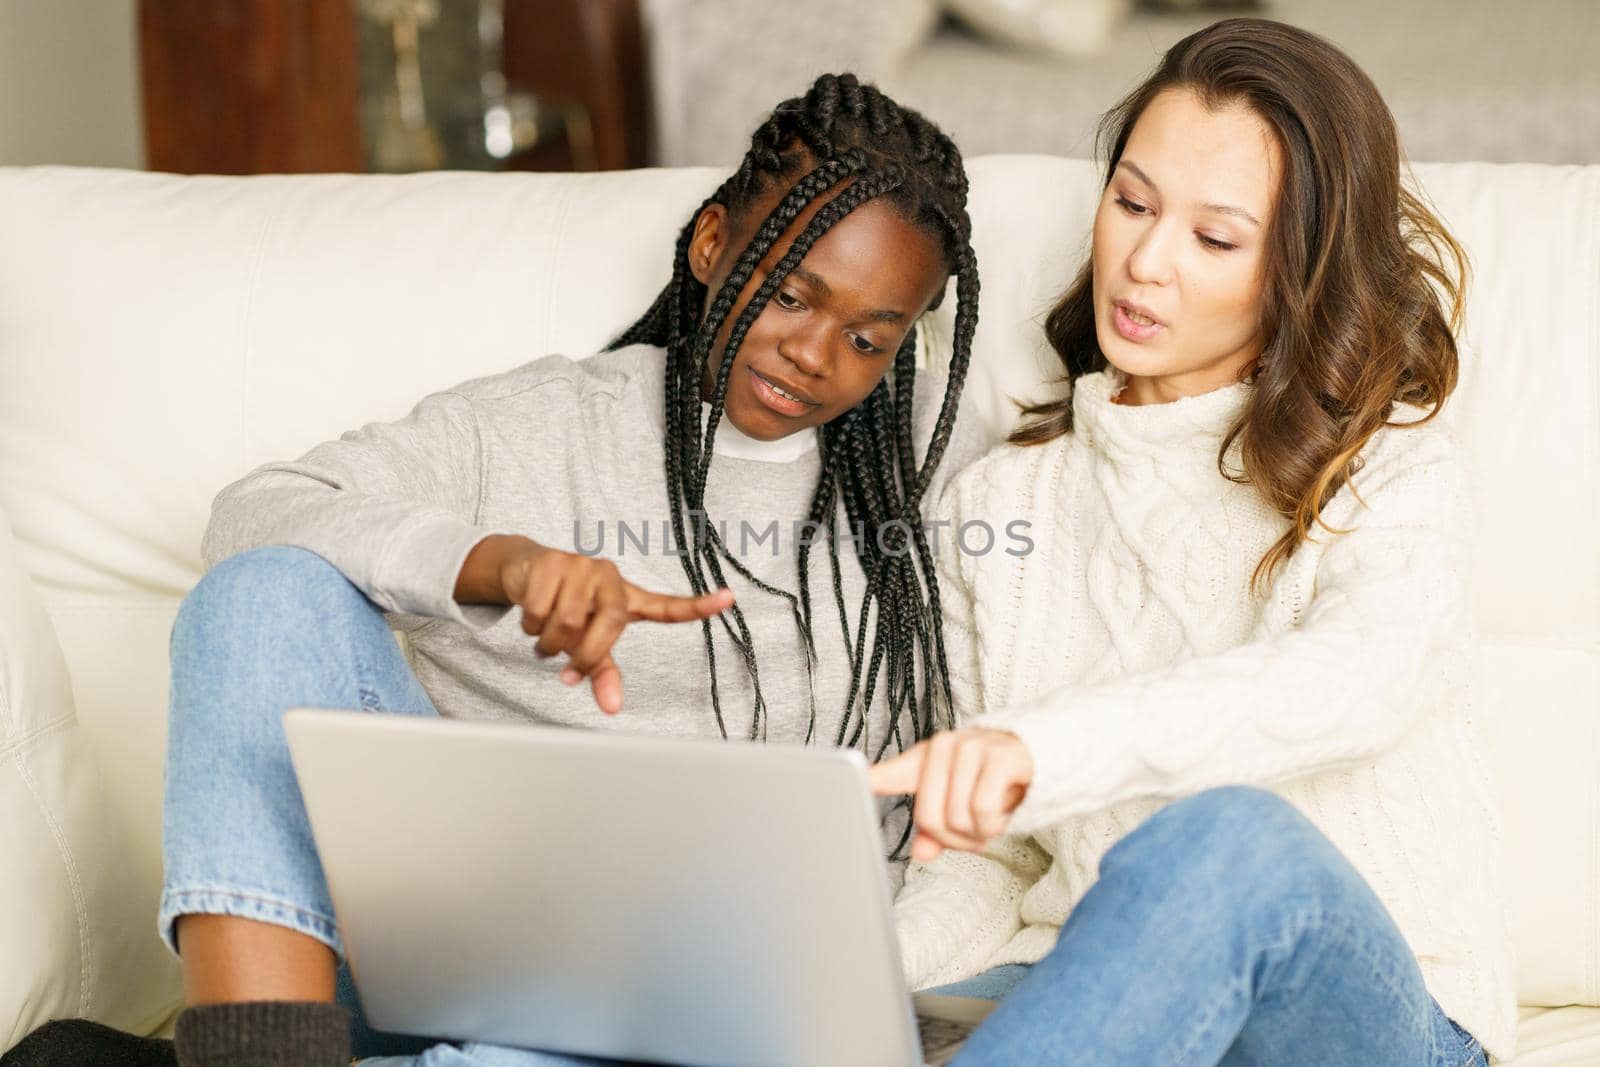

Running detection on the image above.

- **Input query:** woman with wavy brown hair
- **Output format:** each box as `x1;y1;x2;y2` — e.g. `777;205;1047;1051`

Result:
869;17;1516;1066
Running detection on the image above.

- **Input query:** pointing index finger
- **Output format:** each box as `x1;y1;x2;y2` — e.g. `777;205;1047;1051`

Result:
624;583;734;624
868;747;926;796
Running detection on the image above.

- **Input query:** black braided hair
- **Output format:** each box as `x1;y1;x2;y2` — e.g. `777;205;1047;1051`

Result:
609;73;979;845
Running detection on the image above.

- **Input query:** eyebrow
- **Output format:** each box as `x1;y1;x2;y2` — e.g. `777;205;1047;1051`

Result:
789;266;907;323
1117;159;1263;228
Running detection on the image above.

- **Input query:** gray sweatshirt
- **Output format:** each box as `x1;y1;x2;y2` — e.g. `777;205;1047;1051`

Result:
202;342;987;781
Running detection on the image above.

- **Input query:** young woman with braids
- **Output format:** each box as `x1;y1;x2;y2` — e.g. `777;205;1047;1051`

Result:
873;19;1515;1067
23;75;988;1067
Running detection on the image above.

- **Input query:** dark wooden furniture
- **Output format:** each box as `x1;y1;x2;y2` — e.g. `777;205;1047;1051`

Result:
503;0;651;171
140;0;650;175
139;0;364;174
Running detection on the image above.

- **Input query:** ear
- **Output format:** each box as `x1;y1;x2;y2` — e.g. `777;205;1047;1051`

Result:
687;203;731;287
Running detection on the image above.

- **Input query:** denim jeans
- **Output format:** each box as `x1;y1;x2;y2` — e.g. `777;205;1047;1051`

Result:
924;788;1487;1066
163;547;1487;1067
163;546;602;1064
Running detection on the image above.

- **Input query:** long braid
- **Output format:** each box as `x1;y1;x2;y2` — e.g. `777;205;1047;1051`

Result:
689;157;888;739
909;244;981;735
649;160;862;738
690;163;905;742
608;74;980;855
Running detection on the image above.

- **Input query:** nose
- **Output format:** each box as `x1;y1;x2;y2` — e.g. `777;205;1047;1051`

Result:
1125;219;1177;287
778;317;832;378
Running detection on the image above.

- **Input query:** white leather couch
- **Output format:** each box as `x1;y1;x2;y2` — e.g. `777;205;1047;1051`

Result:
0;158;1596;1063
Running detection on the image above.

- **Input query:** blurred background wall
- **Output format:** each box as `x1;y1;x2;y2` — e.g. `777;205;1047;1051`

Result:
645;0;1600;167
0;0;143;168
0;0;1595;176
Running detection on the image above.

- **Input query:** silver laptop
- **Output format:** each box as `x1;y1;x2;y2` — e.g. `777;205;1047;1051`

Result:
282;708;997;1066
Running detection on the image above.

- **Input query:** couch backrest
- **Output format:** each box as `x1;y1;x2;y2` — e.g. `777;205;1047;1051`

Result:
0;158;1594;1008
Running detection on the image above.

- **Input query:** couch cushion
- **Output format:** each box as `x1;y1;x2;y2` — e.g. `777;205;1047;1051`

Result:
0;506;180;1050
1506;1005;1600;1065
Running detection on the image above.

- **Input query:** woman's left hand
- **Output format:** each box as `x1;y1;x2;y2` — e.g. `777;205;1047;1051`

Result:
869;728;1035;863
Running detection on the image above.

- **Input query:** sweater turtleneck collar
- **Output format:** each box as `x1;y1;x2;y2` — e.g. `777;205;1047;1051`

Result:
636;345;819;463
1071;366;1253;469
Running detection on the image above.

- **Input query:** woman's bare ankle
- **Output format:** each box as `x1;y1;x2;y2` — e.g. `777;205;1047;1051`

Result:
176;914;337;1005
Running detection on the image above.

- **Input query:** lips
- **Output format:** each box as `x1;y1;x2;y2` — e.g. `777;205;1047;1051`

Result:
747;366;820;417
1111;298;1166;343
1115;299;1164;328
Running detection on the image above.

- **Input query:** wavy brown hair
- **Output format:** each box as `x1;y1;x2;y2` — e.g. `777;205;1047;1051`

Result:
1013;18;1468;594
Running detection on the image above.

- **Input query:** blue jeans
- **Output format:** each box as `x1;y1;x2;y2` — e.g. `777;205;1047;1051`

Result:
927;787;1487;1067
163;546;622;1064
163;548;1487;1066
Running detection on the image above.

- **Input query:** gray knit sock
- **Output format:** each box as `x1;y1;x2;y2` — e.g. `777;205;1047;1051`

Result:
174;1001;350;1067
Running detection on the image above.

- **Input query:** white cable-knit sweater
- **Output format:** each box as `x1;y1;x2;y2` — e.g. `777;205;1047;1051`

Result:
894;368;1518;1062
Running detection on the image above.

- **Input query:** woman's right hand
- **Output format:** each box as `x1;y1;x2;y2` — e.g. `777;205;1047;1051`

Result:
455;534;733;715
